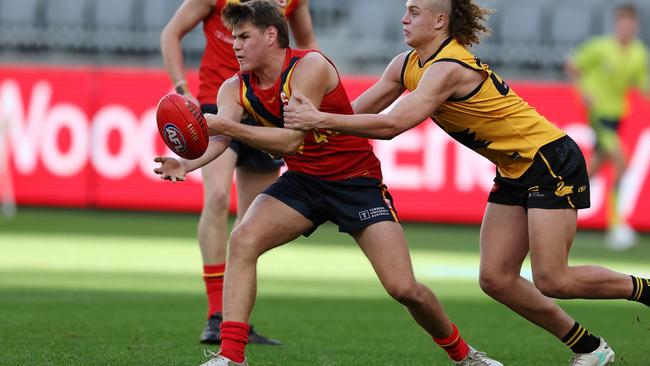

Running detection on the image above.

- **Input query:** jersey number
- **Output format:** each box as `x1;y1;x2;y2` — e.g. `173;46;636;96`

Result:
312;129;339;144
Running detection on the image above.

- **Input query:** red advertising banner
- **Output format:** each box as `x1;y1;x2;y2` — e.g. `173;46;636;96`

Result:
1;65;649;230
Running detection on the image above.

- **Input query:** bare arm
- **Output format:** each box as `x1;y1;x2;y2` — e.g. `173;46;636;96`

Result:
287;0;318;49
351;52;407;114
160;0;213;100
285;62;463;139
205;77;306;156
206;53;334;154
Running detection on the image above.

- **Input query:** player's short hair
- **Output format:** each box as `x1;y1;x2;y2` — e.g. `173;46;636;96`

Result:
222;0;290;48
616;3;638;19
445;0;491;46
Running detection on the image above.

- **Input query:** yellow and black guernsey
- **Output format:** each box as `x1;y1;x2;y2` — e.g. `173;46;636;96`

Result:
401;38;566;179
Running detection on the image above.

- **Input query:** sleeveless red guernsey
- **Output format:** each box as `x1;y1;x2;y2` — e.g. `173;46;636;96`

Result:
238;48;383;181
198;0;301;105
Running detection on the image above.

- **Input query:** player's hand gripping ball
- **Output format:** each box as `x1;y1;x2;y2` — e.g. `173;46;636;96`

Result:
156;93;209;159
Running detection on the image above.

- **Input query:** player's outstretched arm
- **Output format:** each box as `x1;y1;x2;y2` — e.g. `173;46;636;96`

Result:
153;75;242;182
287;0;318;50
351;52;407;115
160;0;212;104
285;62;461;139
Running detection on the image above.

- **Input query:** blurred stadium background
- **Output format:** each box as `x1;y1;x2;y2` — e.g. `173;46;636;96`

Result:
1;0;649;365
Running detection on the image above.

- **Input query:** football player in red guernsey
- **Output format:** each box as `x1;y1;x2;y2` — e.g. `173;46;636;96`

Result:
154;1;502;365
160;0;317;345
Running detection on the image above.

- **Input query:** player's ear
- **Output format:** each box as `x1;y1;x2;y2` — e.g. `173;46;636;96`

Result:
434;12;447;30
266;26;278;46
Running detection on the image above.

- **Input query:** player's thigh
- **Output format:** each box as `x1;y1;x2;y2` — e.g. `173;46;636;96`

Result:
229;193;314;258
480;203;530;276
235;166;280;216
351;221;416;285
527;208;577;276
200;148;238;205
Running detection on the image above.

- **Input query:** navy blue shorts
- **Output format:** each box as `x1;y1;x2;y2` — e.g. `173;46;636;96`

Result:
488;136;590;210
201;104;283;172
263;171;400;236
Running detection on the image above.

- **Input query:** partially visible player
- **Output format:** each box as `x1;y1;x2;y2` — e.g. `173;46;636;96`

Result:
155;1;503;365
565;3;649;250
160;0;317;344
0;116;16;218
284;1;650;365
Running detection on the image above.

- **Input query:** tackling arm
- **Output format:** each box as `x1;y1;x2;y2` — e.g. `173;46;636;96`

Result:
285;62;461;139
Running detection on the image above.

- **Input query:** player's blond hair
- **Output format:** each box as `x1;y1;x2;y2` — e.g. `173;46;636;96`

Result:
439;0;491;46
222;0;290;48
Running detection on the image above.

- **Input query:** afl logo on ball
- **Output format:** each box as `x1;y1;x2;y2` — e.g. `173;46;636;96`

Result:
163;123;188;154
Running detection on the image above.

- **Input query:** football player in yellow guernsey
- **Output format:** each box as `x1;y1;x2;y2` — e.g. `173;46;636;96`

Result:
284;1;650;365
566;4;649;250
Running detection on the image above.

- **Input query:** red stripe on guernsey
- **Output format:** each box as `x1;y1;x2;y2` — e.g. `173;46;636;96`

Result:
198;0;302;104
238;48;382;181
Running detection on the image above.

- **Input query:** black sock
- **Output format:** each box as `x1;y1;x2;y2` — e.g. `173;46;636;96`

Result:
561;322;600;353
628;276;650;306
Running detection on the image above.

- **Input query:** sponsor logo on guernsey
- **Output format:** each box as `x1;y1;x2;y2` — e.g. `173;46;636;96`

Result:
280;91;290;105
163;123;187;154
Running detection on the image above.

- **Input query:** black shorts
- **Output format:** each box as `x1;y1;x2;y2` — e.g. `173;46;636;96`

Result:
201;104;284;172
488;136;590;210
263;171;400;236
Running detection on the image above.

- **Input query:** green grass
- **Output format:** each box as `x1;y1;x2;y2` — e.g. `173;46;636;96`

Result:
0;207;649;365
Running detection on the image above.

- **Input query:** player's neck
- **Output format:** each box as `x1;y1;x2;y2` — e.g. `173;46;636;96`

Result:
254;48;288;89
415;33;450;63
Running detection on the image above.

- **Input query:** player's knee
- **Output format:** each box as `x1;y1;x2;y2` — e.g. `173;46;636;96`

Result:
203;187;230;214
228;226;262;262
385;281;423;306
479;271;514;298
533;272;570;299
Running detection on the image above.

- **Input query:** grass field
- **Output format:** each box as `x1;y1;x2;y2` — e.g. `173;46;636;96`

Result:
1;208;649;365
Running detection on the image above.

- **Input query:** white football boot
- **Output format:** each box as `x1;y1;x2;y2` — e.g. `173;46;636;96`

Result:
569;338;615;366
453;347;503;366
200;350;248;366
606;223;637;251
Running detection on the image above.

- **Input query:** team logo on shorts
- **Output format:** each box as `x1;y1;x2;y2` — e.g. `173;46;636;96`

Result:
163;123;188;154
555;181;574;197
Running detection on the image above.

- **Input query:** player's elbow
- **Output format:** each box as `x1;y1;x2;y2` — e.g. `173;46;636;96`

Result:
160;26;180;49
376;119;402;140
282;138;303;154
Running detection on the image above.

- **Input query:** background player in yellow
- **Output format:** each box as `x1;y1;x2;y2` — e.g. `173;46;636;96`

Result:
566;3;649;250
285;1;650;365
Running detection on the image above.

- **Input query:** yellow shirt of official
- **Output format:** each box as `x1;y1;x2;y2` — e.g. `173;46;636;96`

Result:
401;38;566;179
